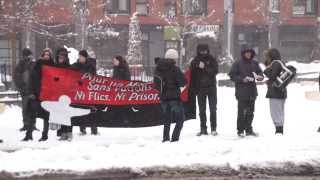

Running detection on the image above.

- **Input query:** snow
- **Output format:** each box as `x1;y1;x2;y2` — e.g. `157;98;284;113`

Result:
1;83;320;175
64;46;79;65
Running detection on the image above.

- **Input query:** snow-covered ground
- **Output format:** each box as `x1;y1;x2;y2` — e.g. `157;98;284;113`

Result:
1;82;320;176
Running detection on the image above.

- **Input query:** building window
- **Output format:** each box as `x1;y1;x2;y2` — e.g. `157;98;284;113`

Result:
182;0;207;15
293;0;317;16
136;0;148;15
165;0;176;19
106;0;130;14
270;0;280;12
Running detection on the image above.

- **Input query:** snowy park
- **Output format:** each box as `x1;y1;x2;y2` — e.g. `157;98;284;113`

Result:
1;74;320;178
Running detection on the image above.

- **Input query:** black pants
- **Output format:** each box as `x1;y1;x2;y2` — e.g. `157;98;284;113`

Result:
79;109;98;134
161;100;185;141
21;96;34;129
30;100;50;136
197;86;217;133
237;100;255;133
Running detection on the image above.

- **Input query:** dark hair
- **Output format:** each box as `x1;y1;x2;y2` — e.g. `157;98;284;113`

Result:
55;47;70;65
79;50;88;59
114;56;128;66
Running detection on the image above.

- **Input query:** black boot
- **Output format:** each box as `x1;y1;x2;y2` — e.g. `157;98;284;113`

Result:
0;139;3;143
39;133;48;142
22;131;33;141
275;126;283;135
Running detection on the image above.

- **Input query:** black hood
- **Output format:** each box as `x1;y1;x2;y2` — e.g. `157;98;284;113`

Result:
241;48;256;60
197;44;210;56
268;48;281;61
55;47;70;66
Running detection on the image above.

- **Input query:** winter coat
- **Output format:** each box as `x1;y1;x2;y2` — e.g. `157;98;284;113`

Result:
113;63;131;81
13;57;35;96
263;49;287;99
31;59;55;99
154;59;187;101
228;49;264;101
190;44;218;92
72;61;96;74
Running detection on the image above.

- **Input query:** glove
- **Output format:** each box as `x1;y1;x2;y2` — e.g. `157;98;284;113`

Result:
243;76;255;83
28;94;36;100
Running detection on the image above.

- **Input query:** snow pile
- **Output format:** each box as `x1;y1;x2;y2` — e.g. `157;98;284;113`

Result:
64;46;79;64
1;83;320;174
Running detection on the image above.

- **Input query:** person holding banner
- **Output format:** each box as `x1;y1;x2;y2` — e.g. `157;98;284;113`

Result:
53;48;73;141
72;50;99;136
26;48;55;141
112;56;131;81
154;49;187;142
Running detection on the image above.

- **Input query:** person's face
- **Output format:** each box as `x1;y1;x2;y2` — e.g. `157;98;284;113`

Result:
113;58;120;66
58;55;66;64
79;55;86;64
43;52;50;61
199;50;208;56
244;52;253;60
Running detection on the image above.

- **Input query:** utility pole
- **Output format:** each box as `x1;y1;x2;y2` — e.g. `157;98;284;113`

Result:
224;0;234;62
268;0;280;48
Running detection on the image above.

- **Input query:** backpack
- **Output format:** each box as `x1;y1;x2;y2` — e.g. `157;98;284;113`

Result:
272;60;296;89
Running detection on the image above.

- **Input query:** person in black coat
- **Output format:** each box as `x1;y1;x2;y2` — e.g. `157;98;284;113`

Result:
23;48;55;141
72;50;98;136
190;44;219;136
51;48;74;141
228;48;264;137
154;49;187;142
263;48;287;135
112;56;131;81
13;48;36;132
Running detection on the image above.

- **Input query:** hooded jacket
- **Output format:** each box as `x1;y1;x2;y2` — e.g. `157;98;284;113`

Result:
228;48;264;101
72;58;96;74
264;48;287;99
190;44;218;92
13;51;35;96
154;59;186;101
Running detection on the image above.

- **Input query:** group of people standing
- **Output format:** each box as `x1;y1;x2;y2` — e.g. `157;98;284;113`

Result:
154;45;289;143
9;47;131;142
0;44;288;144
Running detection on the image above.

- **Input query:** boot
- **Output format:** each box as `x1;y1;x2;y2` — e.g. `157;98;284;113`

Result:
0;139;3;143
275;126;283;135
39;133;48;142
91;127;98;135
66;133;73;141
58;133;68;141
22;131;33;141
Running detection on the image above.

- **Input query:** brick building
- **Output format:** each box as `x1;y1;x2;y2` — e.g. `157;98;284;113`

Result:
0;0;319;77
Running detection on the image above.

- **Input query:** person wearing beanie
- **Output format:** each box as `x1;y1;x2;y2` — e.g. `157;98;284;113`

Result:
153;49;187;142
190;44;219;137
264;48;287;135
71;49;98;137
21;48;56;142
13;48;36;134
228;47;264;137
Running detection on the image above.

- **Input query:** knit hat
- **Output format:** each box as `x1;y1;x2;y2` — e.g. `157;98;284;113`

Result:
22;48;33;58
164;49;179;60
79;50;88;58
